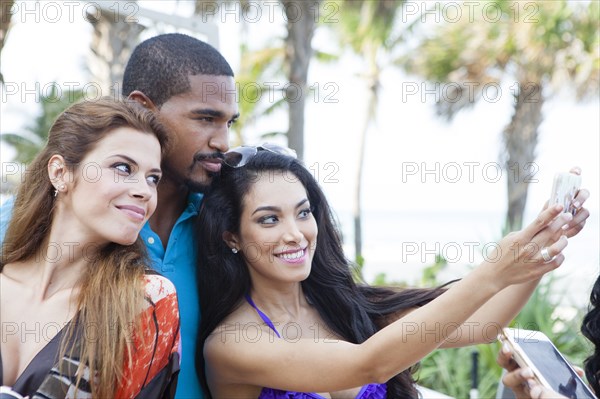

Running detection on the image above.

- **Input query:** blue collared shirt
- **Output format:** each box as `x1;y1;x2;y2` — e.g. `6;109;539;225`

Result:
0;194;204;399
0;197;13;241
140;192;203;399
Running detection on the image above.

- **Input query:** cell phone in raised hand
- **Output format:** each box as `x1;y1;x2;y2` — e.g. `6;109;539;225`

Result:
549;172;581;214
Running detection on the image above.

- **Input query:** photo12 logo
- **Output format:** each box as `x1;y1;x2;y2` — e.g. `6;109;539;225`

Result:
401;1;539;24
400;162;539;184
2;1;140;24
196;1;339;24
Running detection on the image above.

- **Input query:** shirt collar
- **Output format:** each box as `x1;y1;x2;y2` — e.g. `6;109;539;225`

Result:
186;192;204;215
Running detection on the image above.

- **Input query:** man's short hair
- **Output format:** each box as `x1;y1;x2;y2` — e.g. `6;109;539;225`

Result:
122;33;234;107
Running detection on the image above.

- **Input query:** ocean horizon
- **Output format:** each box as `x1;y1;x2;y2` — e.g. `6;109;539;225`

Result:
2;193;596;308
335;208;599;309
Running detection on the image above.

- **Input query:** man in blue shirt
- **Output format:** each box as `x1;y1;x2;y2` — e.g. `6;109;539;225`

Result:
123;34;239;398
1;33;239;399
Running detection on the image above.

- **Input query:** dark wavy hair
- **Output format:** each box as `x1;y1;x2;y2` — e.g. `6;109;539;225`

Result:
122;33;234;107
196;150;447;398
582;274;600;394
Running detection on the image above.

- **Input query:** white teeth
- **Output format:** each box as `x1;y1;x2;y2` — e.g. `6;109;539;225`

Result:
279;250;304;261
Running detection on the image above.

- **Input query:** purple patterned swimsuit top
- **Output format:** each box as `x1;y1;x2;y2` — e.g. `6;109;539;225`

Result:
245;295;387;399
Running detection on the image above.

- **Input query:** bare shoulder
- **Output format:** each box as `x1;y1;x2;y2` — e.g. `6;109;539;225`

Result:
205;304;258;349
204;302;277;364
1;261;33;285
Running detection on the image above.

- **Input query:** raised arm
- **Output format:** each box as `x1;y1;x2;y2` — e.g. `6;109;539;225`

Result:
441;176;590;348
204;204;570;395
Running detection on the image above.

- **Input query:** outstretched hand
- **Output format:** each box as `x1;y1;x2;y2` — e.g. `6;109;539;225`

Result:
483;203;571;289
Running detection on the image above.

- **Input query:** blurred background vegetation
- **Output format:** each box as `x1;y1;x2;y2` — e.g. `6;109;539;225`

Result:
2;0;597;258
375;258;592;398
1;1;598;397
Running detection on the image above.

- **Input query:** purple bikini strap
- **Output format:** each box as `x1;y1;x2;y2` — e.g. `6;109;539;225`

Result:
245;294;282;338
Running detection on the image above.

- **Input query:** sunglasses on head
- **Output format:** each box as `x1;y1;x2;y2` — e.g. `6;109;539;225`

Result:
222;143;297;168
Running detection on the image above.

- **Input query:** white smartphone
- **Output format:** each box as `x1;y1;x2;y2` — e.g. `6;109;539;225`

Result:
499;328;596;399
549;172;581;214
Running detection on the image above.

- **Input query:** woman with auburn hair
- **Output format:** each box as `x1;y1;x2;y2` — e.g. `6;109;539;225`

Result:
0;98;180;398
196;146;588;398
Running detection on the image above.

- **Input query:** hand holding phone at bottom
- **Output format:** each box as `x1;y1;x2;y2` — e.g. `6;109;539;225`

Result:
502;366;566;399
498;346;587;399
529;381;566;399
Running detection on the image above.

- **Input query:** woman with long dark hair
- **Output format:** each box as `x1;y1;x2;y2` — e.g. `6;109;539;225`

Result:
0;98;180;398
197;145;585;398
582;275;600;395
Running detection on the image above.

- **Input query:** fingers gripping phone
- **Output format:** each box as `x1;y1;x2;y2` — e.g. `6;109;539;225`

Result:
549;172;582;214
499;328;597;399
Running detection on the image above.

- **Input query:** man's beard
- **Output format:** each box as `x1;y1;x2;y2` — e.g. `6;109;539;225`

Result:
183;171;219;193
183;152;224;193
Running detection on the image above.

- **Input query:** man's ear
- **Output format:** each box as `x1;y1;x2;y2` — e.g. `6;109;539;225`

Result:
223;231;240;252
48;154;69;193
128;90;158;112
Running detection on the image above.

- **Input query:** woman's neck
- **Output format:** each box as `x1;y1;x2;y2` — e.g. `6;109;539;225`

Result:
35;253;86;301
249;282;308;319
2;249;86;302
28;214;103;300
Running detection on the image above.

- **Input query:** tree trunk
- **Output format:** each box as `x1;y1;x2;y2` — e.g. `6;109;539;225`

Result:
354;44;379;267
0;0;15;82
87;2;145;97
283;0;318;160
502;82;544;233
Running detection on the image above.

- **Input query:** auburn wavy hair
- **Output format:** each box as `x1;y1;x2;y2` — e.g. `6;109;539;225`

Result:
1;97;169;398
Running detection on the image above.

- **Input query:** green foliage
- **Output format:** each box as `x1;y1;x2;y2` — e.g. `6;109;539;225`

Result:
510;276;592;368
417;343;502;399
333;0;401;53
352;254;365;282
400;0;599;117
372;262;590;398
372;273;392;287
1;84;84;164
233;44;286;144
419;255;447;286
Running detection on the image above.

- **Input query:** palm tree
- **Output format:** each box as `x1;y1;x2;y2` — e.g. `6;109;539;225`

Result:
195;0;283;146
234;44;287;146
0;0;15;82
86;1;144;96
329;0;404;265
0;84;84;164
281;0;319;160
194;0;320;159
401;0;599;232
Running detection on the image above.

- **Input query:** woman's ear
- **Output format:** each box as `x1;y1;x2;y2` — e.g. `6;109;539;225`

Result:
48;154;68;194
223;231;240;253
127;90;158;112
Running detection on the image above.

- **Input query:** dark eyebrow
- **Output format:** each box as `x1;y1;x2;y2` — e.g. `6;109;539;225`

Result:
110;154;162;174
251;199;308;216
252;206;279;216
191;109;240;121
296;199;309;208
